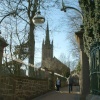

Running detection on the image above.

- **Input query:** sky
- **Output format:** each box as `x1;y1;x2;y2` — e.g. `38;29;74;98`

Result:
0;0;82;70
34;0;82;68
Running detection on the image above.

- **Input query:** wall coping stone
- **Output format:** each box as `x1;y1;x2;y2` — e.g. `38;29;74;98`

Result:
0;75;47;81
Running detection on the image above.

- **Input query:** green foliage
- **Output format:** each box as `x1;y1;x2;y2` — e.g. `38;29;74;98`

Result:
75;61;81;73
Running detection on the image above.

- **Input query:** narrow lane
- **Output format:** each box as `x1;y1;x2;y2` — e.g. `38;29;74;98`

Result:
33;86;80;100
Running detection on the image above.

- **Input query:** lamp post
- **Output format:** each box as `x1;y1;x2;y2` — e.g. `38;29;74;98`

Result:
0;11;18;24
61;0;83;20
61;0;90;100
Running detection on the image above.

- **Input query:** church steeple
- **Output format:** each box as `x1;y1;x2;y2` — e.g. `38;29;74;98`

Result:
45;21;50;45
42;21;53;65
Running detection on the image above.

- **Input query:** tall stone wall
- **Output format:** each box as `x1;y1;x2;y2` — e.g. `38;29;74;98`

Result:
0;76;49;100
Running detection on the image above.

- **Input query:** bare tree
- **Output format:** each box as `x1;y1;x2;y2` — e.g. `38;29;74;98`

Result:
0;0;82;77
0;0;65;77
0;0;38;77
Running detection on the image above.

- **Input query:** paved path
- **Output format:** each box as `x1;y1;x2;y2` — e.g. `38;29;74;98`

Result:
33;86;81;100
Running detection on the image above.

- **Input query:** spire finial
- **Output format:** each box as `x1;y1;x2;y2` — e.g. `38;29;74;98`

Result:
47;20;49;31
45;21;50;44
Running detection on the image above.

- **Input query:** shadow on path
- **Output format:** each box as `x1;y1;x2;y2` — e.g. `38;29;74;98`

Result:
33;86;81;100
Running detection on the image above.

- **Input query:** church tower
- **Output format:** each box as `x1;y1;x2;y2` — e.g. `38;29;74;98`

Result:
41;22;53;68
41;22;70;76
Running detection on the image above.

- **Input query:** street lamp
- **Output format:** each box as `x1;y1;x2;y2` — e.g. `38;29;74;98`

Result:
61;0;91;98
0;6;45;26
32;11;45;25
61;0;83;20
0;11;45;26
32;0;45;25
0;10;17;24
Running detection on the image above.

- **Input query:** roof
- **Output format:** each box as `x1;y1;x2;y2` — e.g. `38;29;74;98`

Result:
53;57;68;67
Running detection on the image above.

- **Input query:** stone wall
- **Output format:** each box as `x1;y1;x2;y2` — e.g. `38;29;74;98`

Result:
0;76;49;100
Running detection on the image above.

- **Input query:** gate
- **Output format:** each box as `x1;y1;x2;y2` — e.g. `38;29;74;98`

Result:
90;42;100;95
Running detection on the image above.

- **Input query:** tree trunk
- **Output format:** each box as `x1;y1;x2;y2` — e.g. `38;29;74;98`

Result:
28;23;35;77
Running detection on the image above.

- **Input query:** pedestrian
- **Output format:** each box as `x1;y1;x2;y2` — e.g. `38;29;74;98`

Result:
68;75;73;93
56;77;61;91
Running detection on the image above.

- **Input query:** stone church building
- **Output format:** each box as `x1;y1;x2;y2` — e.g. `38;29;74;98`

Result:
41;22;70;77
